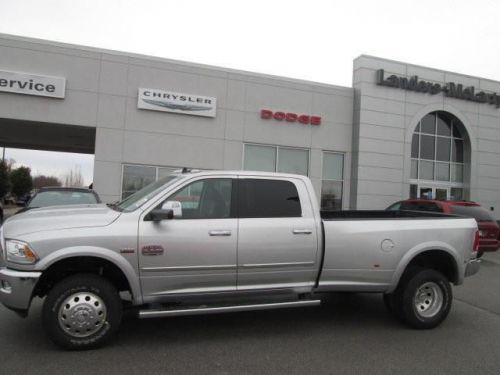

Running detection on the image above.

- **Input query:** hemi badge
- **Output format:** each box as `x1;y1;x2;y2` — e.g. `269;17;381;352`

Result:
141;245;164;256
120;248;135;254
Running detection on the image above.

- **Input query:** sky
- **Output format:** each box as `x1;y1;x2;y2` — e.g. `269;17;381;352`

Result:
1;0;500;184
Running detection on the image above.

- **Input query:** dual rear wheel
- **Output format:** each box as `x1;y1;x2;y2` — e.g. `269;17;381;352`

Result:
384;267;452;329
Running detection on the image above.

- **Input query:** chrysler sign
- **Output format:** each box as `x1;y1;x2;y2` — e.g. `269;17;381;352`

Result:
138;88;216;117
0;69;65;98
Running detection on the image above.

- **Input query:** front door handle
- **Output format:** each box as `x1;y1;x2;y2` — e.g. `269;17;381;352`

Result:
209;230;232;236
292;229;313;235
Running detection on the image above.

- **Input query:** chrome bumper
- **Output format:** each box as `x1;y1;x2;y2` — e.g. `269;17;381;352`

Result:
465;258;481;278
0;268;41;311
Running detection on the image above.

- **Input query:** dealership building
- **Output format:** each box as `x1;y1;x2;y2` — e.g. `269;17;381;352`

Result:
1;33;500;217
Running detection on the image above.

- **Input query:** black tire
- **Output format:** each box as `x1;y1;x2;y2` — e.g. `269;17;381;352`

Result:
476;251;484;259
42;273;123;350
396;268;452;329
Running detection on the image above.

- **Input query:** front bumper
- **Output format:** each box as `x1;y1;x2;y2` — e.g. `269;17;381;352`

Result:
0;267;41;312
465;258;481;278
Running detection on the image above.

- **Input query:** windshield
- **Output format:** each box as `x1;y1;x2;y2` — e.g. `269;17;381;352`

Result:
29;190;99;208
116;175;180;212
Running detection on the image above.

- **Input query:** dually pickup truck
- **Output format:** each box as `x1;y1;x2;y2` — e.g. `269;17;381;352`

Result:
0;170;480;350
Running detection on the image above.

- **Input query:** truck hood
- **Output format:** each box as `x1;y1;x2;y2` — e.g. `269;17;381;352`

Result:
1;204;121;237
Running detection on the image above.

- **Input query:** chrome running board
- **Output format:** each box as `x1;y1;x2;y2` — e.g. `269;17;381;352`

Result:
138;299;321;319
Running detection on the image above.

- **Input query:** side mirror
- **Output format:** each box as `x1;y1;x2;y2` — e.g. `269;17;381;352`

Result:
149;209;174;222
162;200;182;218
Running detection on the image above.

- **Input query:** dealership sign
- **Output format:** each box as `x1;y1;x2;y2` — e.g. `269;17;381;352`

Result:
138;88;216;117
0;69;66;98
260;109;321;125
376;69;500;108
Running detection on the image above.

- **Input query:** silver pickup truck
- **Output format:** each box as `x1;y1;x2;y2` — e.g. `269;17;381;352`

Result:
0;170;480;350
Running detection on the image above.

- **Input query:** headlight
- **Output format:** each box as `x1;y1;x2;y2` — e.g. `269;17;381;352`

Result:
5;239;38;264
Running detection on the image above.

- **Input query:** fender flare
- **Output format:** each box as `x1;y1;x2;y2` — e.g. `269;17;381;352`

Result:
35;246;143;304
387;241;462;294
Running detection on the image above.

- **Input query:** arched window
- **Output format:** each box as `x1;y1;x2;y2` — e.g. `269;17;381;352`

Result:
410;111;468;200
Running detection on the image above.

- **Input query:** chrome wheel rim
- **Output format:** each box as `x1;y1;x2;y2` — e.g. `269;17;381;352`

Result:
58;292;107;338
413;282;443;318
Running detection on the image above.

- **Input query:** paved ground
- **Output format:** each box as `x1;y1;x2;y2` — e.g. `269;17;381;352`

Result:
1;254;500;374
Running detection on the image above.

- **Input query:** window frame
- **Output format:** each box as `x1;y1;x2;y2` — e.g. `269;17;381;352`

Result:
243;143;310;176
410;112;465;185
320;151;345;211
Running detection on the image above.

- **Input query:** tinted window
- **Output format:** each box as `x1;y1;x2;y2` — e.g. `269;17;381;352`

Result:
168;179;233;219
450;205;495;222
238;179;301;218
386;202;402;211
29;191;99;207
400;202;443;212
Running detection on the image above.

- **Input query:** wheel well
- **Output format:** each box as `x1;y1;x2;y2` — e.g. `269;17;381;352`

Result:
34;256;132;298
405;250;458;284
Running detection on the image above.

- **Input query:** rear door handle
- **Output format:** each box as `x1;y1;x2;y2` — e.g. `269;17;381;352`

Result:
209;230;232;236
292;229;313;235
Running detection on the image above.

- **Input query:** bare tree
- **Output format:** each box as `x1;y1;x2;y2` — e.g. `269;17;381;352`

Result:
63;166;85;187
33;175;62;189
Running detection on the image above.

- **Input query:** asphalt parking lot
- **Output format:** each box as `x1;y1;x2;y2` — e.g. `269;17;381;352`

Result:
1;253;500;375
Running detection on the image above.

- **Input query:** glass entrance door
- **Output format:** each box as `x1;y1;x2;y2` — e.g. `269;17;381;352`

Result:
418;185;450;200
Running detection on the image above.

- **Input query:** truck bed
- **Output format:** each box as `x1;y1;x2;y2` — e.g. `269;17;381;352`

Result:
317;210;477;293
320;210;458;220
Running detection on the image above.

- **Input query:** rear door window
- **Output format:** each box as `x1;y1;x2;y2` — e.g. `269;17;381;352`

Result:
238;179;301;218
450;205;495;222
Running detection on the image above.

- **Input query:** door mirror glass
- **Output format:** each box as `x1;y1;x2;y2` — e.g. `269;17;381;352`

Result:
162;200;183;218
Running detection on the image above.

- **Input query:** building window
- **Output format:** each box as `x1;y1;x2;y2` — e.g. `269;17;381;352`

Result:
321;152;344;211
411;112;464;183
410;111;468;200
121;164;179;199
243;144;309;176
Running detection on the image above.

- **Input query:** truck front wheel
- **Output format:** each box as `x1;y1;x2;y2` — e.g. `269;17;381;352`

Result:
42;274;123;350
397;268;452;329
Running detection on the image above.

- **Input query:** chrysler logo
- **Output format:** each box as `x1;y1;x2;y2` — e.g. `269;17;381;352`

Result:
138;88;217;117
142;98;211;112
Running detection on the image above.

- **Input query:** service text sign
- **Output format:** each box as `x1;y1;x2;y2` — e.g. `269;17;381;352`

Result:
0;69;66;98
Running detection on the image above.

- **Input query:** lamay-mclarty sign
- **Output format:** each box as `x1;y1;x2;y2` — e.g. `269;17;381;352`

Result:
138;88;216;117
0;69;66;98
376;69;500;108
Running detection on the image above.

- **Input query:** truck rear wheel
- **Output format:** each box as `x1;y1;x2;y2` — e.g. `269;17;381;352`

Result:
42;274;123;350
397;268;452;329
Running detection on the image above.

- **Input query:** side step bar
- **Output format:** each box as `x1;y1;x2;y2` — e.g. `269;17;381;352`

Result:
139;299;321;319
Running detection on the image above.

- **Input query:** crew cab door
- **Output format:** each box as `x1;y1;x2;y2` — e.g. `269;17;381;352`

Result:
138;177;237;298
236;177;320;291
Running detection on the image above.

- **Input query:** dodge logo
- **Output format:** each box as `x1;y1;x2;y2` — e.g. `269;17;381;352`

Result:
260;109;321;125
